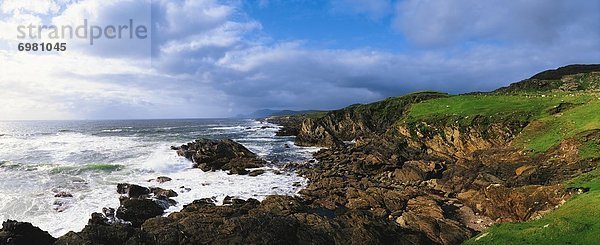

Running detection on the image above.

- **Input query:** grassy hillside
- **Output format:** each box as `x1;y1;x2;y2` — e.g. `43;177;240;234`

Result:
395;68;599;244
405;92;599;154
494;65;600;93
271;65;599;244
512;100;600;153
328;91;448;131
464;169;600;245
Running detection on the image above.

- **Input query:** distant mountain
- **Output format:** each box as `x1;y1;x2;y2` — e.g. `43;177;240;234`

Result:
235;109;325;119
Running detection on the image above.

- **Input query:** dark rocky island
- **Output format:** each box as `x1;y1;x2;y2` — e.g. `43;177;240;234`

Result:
1;64;599;244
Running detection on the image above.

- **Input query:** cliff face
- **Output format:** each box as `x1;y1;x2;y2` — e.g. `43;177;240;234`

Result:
269;65;599;244
2;65;597;245
395;110;534;160
396;122;519;160
293;91;449;147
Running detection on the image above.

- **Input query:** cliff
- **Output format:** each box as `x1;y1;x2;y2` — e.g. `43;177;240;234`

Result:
266;64;600;243
2;65;598;244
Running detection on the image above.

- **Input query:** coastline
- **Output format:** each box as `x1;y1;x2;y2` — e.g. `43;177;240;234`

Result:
1;65;599;244
0;113;597;244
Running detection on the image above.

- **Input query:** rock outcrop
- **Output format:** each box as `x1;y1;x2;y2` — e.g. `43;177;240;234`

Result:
172;138;265;174
396;114;530;160
277;91;449;147
494;64;600;93
3;65;598;245
141;196;433;244
0;220;56;245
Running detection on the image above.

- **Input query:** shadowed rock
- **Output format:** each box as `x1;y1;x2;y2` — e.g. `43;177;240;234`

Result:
172;138;265;174
0;220;56;245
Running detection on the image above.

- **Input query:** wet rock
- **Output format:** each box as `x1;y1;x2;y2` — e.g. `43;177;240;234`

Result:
155;176;172;183
117;183;150;198
248;169;265;176
52;199;71;212
54;191;73;198
228;167;249;175
173;138;265;174
55;218;149;245
223;196;233;205
0;220;56;245
150;187;178;198
116;198;165;227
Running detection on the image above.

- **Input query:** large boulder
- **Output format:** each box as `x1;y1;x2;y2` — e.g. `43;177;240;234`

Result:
116;199;165;227
0;220;56;245
114;183;178;227
172;138;265;174
55;214;149;245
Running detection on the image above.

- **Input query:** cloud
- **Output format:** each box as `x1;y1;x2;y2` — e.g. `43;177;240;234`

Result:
393;0;600;47
1;0;61;15
0;0;598;120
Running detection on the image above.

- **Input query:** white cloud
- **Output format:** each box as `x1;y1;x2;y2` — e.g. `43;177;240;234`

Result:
0;0;598;120
1;0;61;15
393;0;600;47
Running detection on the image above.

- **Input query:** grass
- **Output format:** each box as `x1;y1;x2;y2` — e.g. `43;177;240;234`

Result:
579;139;600;159
407;93;592;123
405;93;599;152
512;100;600;153
464;169;600;245
303;111;328;119
325;91;448;131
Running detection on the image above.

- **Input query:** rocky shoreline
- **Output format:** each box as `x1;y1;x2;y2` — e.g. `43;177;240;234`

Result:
1;65;598;244
2;120;594;244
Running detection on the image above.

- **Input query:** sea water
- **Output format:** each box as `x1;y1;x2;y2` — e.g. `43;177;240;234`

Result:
0;119;318;236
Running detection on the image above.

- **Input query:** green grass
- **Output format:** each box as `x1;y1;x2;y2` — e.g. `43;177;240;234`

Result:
325;91;448;131
579;140;600;159
405;93;599;152
303;111;328;119
464;169;600;245
407;94;592;123
512;100;600;153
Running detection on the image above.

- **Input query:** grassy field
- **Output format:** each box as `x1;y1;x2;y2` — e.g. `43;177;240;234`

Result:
511;100;600;153
464;169;600;245
405;93;599;153
407;93;592;122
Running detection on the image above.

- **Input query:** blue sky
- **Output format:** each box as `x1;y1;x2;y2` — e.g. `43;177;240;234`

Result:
0;0;598;120
243;1;408;51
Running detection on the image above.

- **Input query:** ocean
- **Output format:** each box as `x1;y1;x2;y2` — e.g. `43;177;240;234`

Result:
0;119;318;237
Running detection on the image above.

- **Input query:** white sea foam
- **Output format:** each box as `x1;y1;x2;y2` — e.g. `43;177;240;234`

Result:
0;119;311;237
209;126;246;130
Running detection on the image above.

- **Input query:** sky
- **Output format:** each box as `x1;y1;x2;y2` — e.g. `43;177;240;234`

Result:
0;0;598;120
